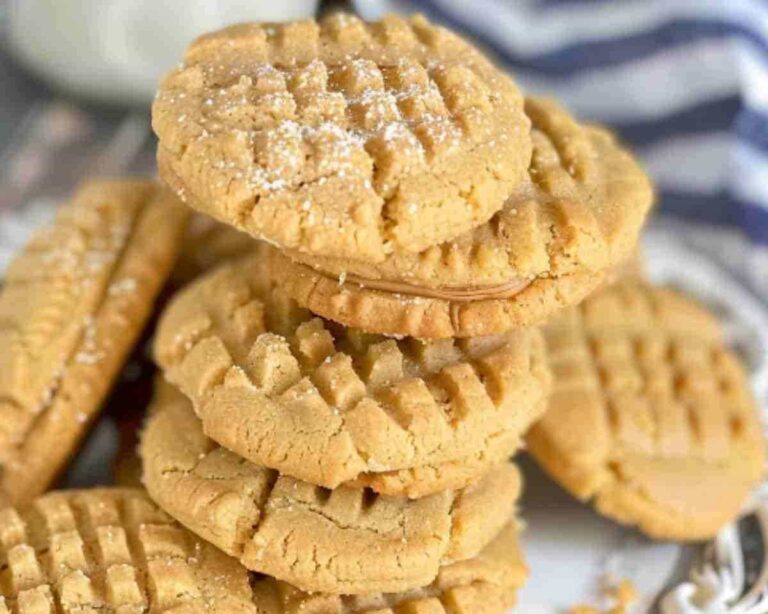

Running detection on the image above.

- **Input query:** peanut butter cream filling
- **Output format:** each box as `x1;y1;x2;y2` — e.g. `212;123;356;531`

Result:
307;266;533;302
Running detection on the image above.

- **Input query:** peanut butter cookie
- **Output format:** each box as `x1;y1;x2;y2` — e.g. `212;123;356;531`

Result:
527;280;765;540
275;98;653;337
0;180;187;505
249;519;527;613
153;253;550;494
141;381;522;595
153;14;531;261
3;487;524;613
0;488;257;612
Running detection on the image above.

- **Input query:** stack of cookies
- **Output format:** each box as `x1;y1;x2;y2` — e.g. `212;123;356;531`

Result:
142;11;656;608
0;11;763;614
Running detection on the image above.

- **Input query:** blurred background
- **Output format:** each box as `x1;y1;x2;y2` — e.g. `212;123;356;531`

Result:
1;1;768;611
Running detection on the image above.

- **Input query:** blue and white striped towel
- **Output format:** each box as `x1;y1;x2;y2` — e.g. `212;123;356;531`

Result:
355;0;768;246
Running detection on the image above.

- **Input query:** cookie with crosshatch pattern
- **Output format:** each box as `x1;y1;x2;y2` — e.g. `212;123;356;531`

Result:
248;519;527;613
153;13;532;261
153;251;550;495
0;180;187;506
1;488;525;613
141;380;522;595
527;280;765;540
0;488;257;612
271;98;653;338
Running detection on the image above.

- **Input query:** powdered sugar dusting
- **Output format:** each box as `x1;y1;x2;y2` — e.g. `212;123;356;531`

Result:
153;14;532;258
108;277;137;296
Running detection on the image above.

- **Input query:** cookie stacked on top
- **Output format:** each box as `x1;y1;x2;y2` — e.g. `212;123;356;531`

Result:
142;11;651;607
152;14;653;340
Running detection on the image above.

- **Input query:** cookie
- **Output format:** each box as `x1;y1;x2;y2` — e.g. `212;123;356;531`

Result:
273;98;654;338
0;180;187;505
250;519;527;613
172;214;254;286
141;381;522;594
0;488;257;612
153;13;532;261
0;487;525;613
527;280;765;540
153;252;550;494
127;368;521;497
348;424;523;498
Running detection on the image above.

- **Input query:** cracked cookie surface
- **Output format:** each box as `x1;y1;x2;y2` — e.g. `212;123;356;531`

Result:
153;13;531;261
276;98;653;338
141;381;521;594
248;519;527;613
0;488;257;613
0;180;187;505
527;280;765;540
154;252;550;493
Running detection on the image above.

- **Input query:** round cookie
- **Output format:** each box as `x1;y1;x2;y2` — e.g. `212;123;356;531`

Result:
0;180;187;506
249;519;527;613
141;381;522;594
153;13;532;261
0;488;257;613
275;98;654;338
527;280;765;541
153;253;550;494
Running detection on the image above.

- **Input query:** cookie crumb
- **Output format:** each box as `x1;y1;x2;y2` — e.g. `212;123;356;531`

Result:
610;579;637;611
569;578;637;614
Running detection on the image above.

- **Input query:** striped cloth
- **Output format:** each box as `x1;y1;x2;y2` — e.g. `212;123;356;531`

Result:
353;0;768;245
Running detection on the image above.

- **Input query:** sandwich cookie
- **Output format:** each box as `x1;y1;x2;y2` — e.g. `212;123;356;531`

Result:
153;253;550;495
249;519;527;613
153;13;532;261
275;98;654;337
141;381;522;594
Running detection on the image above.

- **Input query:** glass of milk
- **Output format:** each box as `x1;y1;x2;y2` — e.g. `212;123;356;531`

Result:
6;0;320;105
